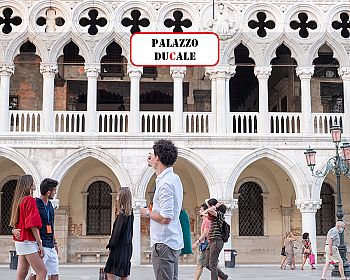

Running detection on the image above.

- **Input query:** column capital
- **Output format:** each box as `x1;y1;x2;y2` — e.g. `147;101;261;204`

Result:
296;66;314;79
254;66;272;79
170;66;186;79
281;206;293;216
338;67;350;80
51;198;59;209
84;63;101;78
127;64;143;79
0;63;15;76
295;199;322;213
222;199;238;213
132;199;146;211
40;63;58;76
205;65;236;79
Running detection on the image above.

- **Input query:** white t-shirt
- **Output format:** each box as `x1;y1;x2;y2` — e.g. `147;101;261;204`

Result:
150;167;184;250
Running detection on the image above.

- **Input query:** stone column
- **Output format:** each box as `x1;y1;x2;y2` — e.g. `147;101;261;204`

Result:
220;199;238;264
296;66;314;134
131;199;145;266
254;66;272;134
214;66;235;134
127;64;143;134
40;63;58;133
0;64;14;132
55;207;69;263
296;199;321;264
84;64;100;133
281;207;293;235
338;67;350;134
81;191;88;236
170;67;186;133
205;68;217;132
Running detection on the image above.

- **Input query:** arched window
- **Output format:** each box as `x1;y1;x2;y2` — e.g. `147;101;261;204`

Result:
316;182;335;235
87;181;112;235
238;181;264;236
1;180;17;235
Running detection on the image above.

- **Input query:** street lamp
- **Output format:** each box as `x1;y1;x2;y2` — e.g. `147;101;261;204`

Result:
304;125;350;277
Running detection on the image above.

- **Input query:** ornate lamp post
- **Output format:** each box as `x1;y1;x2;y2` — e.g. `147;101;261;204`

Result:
304;125;350;277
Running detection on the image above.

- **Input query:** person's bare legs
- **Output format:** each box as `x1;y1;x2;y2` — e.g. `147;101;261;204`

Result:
338;260;346;279
321;262;330;279
106;273;116;280
121;277;129;280
25;253;47;280
301;255;306;269
48;275;59;280
16;255;30;280
194;265;204;280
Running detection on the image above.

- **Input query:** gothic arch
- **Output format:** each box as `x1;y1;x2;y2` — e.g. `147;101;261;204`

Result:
308;35;350;66
221;37;261;66
264;35;303;66
134;147;220;199
5;37;46;62
225;148;308;200
50;35;90;62
0;147;41;191
93;34;130;63
50;147;132;195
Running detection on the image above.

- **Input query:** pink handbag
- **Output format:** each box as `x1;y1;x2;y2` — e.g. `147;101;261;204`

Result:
309;253;315;265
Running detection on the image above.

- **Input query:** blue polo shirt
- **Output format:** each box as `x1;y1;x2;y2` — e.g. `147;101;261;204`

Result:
36;198;55;248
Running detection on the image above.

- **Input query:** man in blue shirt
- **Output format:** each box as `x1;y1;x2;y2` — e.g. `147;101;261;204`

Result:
13;178;59;280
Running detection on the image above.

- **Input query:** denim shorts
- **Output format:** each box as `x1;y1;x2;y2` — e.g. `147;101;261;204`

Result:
15;241;38;255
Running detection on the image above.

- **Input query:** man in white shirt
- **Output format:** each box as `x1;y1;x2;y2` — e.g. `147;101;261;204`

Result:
141;139;184;280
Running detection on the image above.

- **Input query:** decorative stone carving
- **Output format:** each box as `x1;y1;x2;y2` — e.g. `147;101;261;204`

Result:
254;66;272;79
40;63;58;75
205;3;237;40
132;199;146;211
205;65;236;80
170;66;186;79
295;199;322;213
222;199;238;213
0;64;15;75
338;67;350;80
296;66;314;79
84;64;101;78
127;64;143;79
51;198;59;209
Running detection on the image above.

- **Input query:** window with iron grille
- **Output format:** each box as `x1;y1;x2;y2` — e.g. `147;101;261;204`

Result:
101;42;124;78
238;181;264;236
87;181;112;235
316;182;335;235
63;42;85;63
1;180;17;235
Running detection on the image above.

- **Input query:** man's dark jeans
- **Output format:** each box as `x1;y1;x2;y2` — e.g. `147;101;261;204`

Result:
205;239;228;280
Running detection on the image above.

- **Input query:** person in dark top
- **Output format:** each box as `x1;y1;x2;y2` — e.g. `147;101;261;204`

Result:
105;187;134;280
13;178;59;280
203;201;230;280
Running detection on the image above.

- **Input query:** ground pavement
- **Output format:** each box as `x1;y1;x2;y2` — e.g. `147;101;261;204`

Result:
0;264;333;279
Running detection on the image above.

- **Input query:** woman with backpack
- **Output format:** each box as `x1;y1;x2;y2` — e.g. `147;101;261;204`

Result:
203;200;230;280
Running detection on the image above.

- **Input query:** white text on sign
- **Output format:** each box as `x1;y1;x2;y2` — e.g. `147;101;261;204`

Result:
130;32;220;67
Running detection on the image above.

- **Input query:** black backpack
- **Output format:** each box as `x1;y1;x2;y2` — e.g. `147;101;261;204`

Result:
221;220;230;243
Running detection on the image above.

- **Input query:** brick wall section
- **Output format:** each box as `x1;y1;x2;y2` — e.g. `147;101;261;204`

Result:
55;81;67;110
10;54;43;110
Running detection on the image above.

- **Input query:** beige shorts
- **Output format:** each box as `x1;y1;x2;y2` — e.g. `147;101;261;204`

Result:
325;245;342;263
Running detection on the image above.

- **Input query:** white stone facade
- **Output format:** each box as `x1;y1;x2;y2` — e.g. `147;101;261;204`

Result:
0;0;350;264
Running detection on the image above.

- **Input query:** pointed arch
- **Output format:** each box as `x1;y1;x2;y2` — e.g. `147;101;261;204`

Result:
0;147;41;191
4;36;47;62
49;34;90;63
225;148;307;200
94;34;130;63
308;35;349;66
134;147;220;199
50;147;132;195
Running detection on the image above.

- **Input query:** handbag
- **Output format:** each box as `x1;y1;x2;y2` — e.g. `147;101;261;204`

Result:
309;253;315;265
199;239;209;251
280;246;286;256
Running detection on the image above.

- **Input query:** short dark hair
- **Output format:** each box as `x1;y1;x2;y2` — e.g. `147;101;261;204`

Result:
153;139;178;166
200;203;208;210
40;178;59;195
217;204;227;214
207;198;218;207
302;232;309;239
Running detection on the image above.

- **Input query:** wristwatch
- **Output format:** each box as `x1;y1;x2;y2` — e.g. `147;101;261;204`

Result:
146;209;150;218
